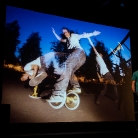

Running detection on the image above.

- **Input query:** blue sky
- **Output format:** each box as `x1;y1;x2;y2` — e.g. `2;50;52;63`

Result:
6;5;131;65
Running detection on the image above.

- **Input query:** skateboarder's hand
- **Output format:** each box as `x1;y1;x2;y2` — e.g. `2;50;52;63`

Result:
99;78;104;83
29;75;34;80
92;30;101;36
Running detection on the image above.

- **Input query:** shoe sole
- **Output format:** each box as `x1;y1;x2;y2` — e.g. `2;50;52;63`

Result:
46;93;66;103
75;92;81;94
46;97;64;102
46;99;63;102
29;94;41;99
47;93;66;109
68;91;81;94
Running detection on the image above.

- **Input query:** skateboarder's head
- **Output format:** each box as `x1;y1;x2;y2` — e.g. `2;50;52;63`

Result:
62;28;70;38
99;53;103;58
20;73;29;81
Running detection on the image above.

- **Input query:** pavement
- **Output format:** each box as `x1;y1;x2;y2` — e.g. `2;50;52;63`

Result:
1;69;135;123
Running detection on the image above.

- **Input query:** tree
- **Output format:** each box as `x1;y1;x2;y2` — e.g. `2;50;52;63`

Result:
113;64;122;84
18;32;42;66
4;20;20;64
50;41;68;53
47;61;55;77
119;52;132;84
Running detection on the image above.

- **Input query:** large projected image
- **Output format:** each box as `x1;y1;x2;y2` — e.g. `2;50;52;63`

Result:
2;5;134;123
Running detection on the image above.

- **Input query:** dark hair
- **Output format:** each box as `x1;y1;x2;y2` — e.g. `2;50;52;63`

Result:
99;52;103;56
61;27;74;34
60;27;69;39
60;27;75;53
61;27;70;32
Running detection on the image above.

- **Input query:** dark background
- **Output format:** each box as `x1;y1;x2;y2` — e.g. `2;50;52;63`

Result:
1;0;138;137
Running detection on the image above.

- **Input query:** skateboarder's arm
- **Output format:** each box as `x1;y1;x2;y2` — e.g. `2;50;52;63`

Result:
132;80;136;92
20;73;29;81
29;64;39;79
78;30;101;39
51;27;66;43
87;37;98;55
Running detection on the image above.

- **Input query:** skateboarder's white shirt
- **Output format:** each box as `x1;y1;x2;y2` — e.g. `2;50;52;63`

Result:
66;34;84;50
24;57;41;76
23;52;66;76
95;52;109;76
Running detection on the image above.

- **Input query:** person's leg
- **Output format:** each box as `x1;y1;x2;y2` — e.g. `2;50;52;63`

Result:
28;72;48;99
70;72;79;87
47;49;86;102
106;72;118;101
135;93;138;103
36;77;49;97
54;49;86;92
113;85;118;102
96;83;107;104
68;53;86;94
29;85;41;99
29;72;48;86
96;72;113;104
134;92;138;111
69;73;81;93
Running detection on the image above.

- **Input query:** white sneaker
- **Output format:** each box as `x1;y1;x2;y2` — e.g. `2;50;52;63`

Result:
68;87;81;94
29;93;41;99
46;93;66;102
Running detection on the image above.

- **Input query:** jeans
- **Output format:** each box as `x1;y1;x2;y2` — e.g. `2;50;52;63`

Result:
97;72;118;102
134;92;138;103
53;48;86;95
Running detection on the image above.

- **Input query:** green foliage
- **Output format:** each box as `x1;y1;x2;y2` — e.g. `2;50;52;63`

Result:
46;61;55;77
18;32;42;66
4;20;20;64
50;41;68;53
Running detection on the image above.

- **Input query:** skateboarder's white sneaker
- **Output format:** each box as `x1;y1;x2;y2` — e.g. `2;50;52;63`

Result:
29;94;41;99
68;87;81;94
46;93;66;102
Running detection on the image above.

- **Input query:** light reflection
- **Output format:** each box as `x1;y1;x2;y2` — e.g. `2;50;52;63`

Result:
3;64;125;85
4;63;24;72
